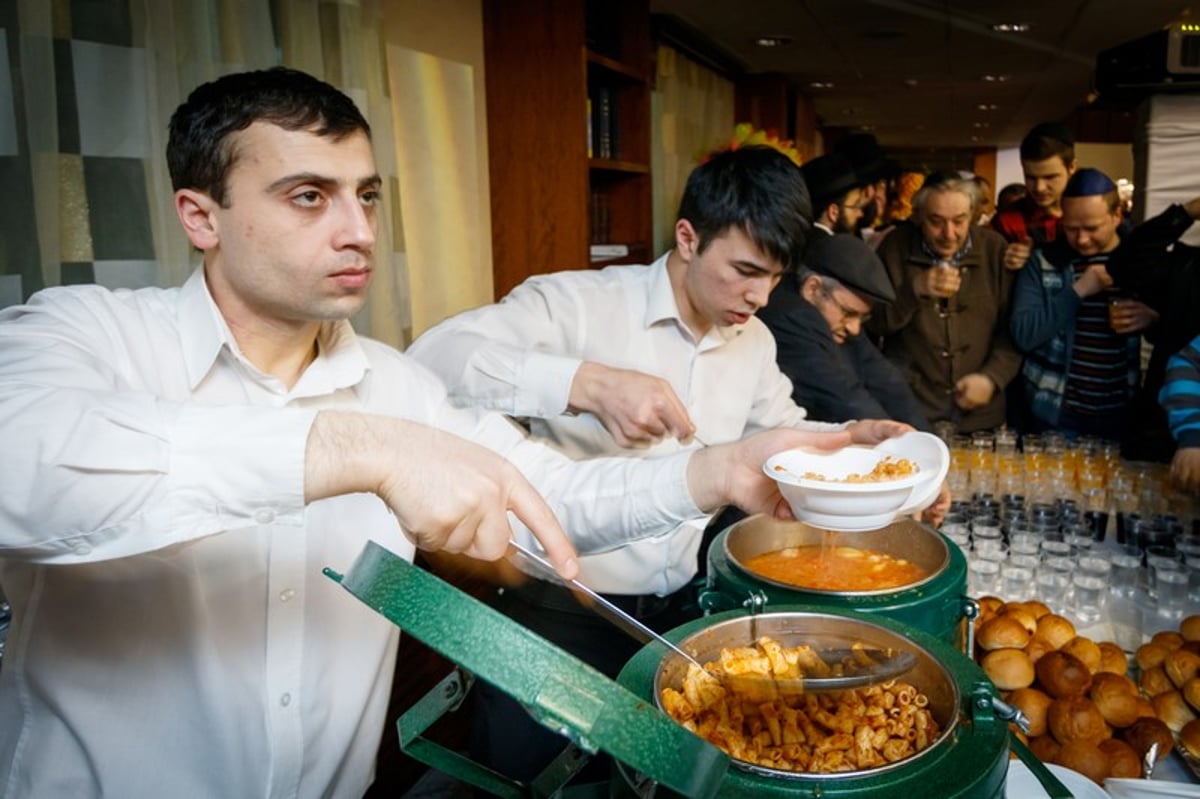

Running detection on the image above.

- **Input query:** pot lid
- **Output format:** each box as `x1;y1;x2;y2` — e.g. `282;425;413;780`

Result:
325;540;729;797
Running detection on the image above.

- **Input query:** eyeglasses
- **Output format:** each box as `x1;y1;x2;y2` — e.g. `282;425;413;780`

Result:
819;282;872;325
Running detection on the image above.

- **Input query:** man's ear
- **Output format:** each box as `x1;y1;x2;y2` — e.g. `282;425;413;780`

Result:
675;218;699;260
174;189;220;251
826;202;840;227
799;274;823;302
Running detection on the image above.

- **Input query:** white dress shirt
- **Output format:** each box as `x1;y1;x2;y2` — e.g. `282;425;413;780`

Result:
409;254;842;594
0;268;703;799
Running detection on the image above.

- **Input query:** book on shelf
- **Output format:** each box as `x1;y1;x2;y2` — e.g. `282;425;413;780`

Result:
589;243;629;260
592;87;614;159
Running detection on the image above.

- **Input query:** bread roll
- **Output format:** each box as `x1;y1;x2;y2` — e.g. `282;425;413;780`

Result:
1182;640;1200;656
1097;738;1141;779
1022;599;1052;620
1096;641;1128;676
1028;734;1060;763
977;595;1005;620
1182;614;1200;643
978;614;1032;651
1036;651;1093;698
1024;634;1057;665
1184;675;1200;713
1136;641;1170;671
1048;696;1110;745
1060;636;1102;673
1089;674;1142;728
1165;648;1200;688
1180;718;1200;759
982;648;1035;690
1151;689;1197;732
1035;614;1077;650
1133;696;1158;720
1054;739;1109;785
1121;717;1173;763
1152;630;1185;652
1008;687;1054;738
1140;665;1175;697
1001;605;1038;635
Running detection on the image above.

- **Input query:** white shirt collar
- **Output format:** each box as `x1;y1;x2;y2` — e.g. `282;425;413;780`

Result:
644;252;745;350
177;266;370;395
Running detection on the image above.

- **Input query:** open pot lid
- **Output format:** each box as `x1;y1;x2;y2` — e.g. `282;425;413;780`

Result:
325;540;729;797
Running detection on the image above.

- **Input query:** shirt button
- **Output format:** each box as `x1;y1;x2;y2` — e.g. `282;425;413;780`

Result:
255;508;276;524
281;693;291;707
279;588;296;602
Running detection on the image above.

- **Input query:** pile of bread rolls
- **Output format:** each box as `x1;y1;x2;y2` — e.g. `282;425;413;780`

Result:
974;599;1200;785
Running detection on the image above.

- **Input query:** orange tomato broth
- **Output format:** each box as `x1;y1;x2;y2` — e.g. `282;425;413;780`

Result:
743;545;929;591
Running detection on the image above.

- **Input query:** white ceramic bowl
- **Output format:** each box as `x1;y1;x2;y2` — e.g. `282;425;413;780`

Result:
763;432;949;531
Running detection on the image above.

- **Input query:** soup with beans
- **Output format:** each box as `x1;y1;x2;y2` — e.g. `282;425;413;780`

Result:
744;545;929;591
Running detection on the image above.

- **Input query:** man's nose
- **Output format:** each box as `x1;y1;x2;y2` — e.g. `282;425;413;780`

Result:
336;198;376;249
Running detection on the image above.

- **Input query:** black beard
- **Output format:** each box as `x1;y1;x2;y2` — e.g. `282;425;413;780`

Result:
857;201;879;229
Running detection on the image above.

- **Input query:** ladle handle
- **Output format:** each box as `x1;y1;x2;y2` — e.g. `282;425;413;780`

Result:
507;539;708;672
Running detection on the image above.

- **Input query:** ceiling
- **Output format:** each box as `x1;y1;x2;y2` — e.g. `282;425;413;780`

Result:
650;0;1195;163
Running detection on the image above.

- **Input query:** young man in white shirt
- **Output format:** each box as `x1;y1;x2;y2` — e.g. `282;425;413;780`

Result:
409;145;911;782
0;68;850;799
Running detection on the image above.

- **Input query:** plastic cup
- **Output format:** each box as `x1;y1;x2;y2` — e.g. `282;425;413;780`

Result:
1002;563;1036;601
1156;568;1190;618
969;558;1002;597
1109;550;1142;598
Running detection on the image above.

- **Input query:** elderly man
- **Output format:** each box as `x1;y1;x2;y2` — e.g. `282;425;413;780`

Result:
1011;168;1158;440
759;234;929;431
869;173;1022;433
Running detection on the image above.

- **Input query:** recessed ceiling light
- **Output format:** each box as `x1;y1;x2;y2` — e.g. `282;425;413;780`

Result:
903;77;919;87
976;103;999;111
981;74;1010;82
755;36;792;47
972;122;990;128
970;135;982;142
991;22;1030;33
809;81;835;89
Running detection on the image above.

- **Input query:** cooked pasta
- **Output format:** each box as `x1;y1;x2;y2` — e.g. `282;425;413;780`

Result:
660;636;940;773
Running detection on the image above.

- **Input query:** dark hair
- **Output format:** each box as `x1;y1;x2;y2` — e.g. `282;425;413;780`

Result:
167;67;371;207
1019;122;1075;165
676;146;812;272
997;182;1027;211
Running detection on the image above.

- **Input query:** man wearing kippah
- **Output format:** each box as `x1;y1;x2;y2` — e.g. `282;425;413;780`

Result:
1010;168;1158;440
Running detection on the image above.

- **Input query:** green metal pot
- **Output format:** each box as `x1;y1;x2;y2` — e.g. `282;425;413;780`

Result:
701;515;974;648
615;607;1012;798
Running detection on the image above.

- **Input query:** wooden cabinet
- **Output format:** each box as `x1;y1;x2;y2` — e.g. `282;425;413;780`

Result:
483;0;651;300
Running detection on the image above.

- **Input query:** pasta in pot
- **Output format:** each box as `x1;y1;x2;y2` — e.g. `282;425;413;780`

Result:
660;636;940;773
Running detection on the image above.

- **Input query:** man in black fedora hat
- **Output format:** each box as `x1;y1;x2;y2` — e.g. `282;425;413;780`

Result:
800;153;868;236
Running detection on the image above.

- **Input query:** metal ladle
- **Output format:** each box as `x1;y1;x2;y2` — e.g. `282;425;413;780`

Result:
508;539;917;691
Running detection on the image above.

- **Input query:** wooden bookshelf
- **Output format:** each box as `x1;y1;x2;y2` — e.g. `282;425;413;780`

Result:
483;0;651;299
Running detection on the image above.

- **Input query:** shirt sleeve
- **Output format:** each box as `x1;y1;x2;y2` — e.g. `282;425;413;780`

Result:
0;293;313;564
410;385;704;555
1160;336;1200;449
407;276;584;418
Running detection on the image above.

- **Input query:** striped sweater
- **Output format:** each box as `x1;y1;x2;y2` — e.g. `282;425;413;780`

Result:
1161;334;1200;448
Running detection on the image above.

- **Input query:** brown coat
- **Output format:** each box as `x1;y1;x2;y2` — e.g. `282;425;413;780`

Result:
868;222;1021;432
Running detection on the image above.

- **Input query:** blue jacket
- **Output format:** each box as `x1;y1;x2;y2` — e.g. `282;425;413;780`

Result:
1161;334;1200;448
1009;241;1140;429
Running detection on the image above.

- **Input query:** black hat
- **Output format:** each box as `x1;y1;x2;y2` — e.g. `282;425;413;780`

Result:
835;132;888;186
800;154;858;209
804;233;896;304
